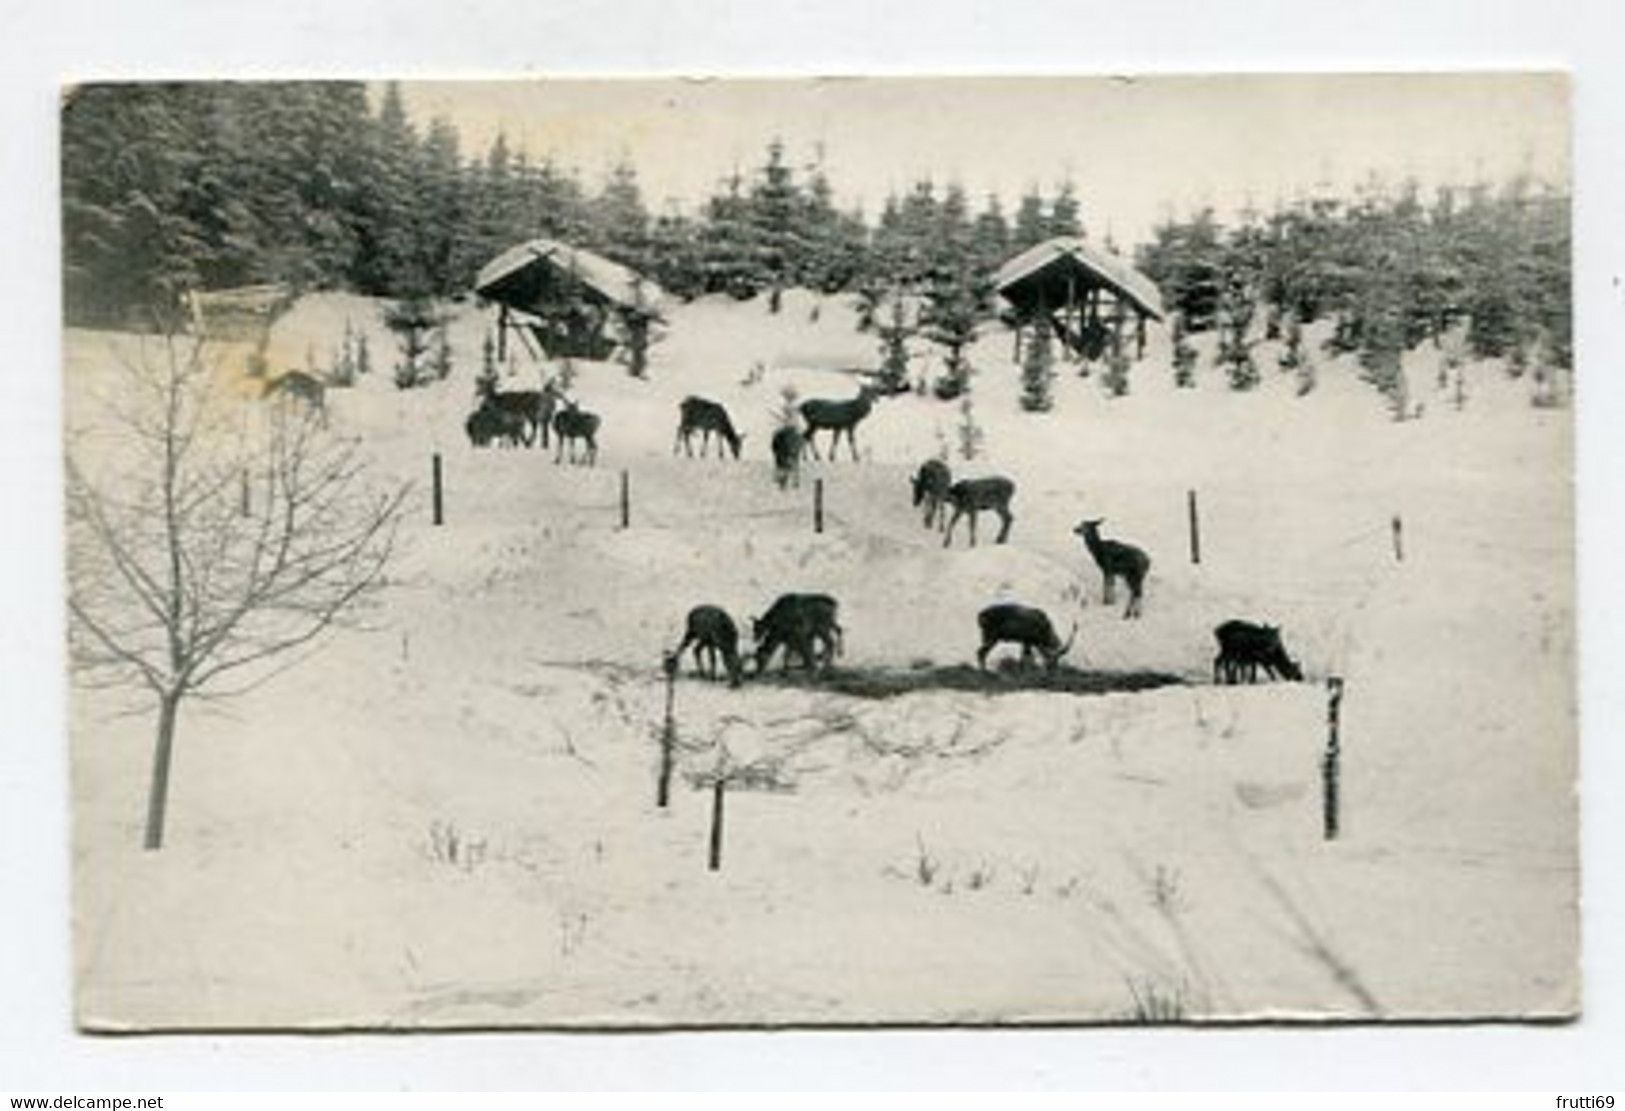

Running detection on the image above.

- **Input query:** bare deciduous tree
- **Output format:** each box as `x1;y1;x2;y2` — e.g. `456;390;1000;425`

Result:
66;335;409;850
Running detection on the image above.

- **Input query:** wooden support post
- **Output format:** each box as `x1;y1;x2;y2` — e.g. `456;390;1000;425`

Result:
1187;489;1201;565
1136;313;1148;360
707;778;726;871
1391;514;1404;562
657;651;678;809
1322;677;1345;841
814;477;825;534
431;453;444;527
620;469;631;530
497;305;508;363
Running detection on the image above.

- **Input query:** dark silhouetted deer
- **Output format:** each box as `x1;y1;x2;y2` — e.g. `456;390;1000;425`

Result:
771;425;805;489
752;593;842;674
1074;518;1150;619
552;401;600;466
1213;620;1303;684
465;402;529;448
799;384;880;461
476;378;560;448
676;605;744;687
674;396;744;459
911;459;952;531
943;476;1015;548
976;604;1077;673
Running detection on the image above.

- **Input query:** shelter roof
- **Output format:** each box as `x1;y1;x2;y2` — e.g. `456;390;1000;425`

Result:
474;239;666;316
994;236;1165;321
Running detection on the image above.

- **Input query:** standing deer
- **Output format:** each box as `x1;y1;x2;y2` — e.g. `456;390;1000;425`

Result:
976;604;1077;673
942;476;1016;548
465;402;529;448
476;378;560;449
552;401;600;466
799;384;880;462
674;396;745;459
910;459;953;531
1074;518;1150;618
771;425;805;489
675;605;744;687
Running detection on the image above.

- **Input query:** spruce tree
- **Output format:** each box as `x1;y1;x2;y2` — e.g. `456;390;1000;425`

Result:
1011;188;1048;251
1020;316;1056;412
748;139;805;311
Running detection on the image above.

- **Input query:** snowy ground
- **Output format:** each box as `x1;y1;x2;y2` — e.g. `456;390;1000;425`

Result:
66;289;1577;1028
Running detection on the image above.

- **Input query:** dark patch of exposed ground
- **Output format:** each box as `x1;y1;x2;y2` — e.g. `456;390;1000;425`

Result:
745;662;1188;699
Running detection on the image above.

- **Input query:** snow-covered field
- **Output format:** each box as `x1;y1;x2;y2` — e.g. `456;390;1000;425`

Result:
66;289;1577;1028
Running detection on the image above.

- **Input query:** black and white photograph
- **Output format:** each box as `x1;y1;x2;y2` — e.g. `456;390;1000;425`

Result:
59;73;1578;1032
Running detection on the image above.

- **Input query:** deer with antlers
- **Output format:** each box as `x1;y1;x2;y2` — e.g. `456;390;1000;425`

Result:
799;384;880;462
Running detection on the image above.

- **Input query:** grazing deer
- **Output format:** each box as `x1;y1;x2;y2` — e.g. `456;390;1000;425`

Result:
771;425;805;489
552;401;600;466
476;378;560;448
752;593;843;674
976;604;1077;673
465;402;529;448
674;396;745;459
1074;518;1150;619
1213;620;1303;684
910;459;953;531
942;476;1016;548
263;370;328;425
799;384;880;462
676;605;744;688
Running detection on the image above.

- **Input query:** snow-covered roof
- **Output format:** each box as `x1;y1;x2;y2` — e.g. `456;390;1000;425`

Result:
474;238;667;316
994;236;1165;321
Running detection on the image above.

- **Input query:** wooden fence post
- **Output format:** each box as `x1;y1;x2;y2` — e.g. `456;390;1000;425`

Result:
657;651;678;809
708;779;726;871
620;469;631;530
1187;489;1201;565
1322;676;1345;840
1391;514;1404;562
814;477;825;534
431;452;444;526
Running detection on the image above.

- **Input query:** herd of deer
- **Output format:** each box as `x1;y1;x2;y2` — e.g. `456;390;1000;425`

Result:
674;590;1299;690
455;376;1300;686
658;388;1299;688
464;378;600;464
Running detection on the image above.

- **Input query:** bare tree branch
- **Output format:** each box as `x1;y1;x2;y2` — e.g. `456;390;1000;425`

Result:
66;333;410;848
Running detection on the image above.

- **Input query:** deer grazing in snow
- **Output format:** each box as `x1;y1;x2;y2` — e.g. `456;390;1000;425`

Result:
751;592;843;674
976;603;1077;673
675;605;744;688
552;401;600;466
1213;620;1303;684
799;384;880;462
1074;518;1150;619
910;459;953;531
942;476;1016;548
770;425;805;489
674;396;745;460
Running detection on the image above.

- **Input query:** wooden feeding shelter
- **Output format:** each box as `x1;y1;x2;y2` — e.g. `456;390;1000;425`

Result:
474;238;666;364
994;236;1165;362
